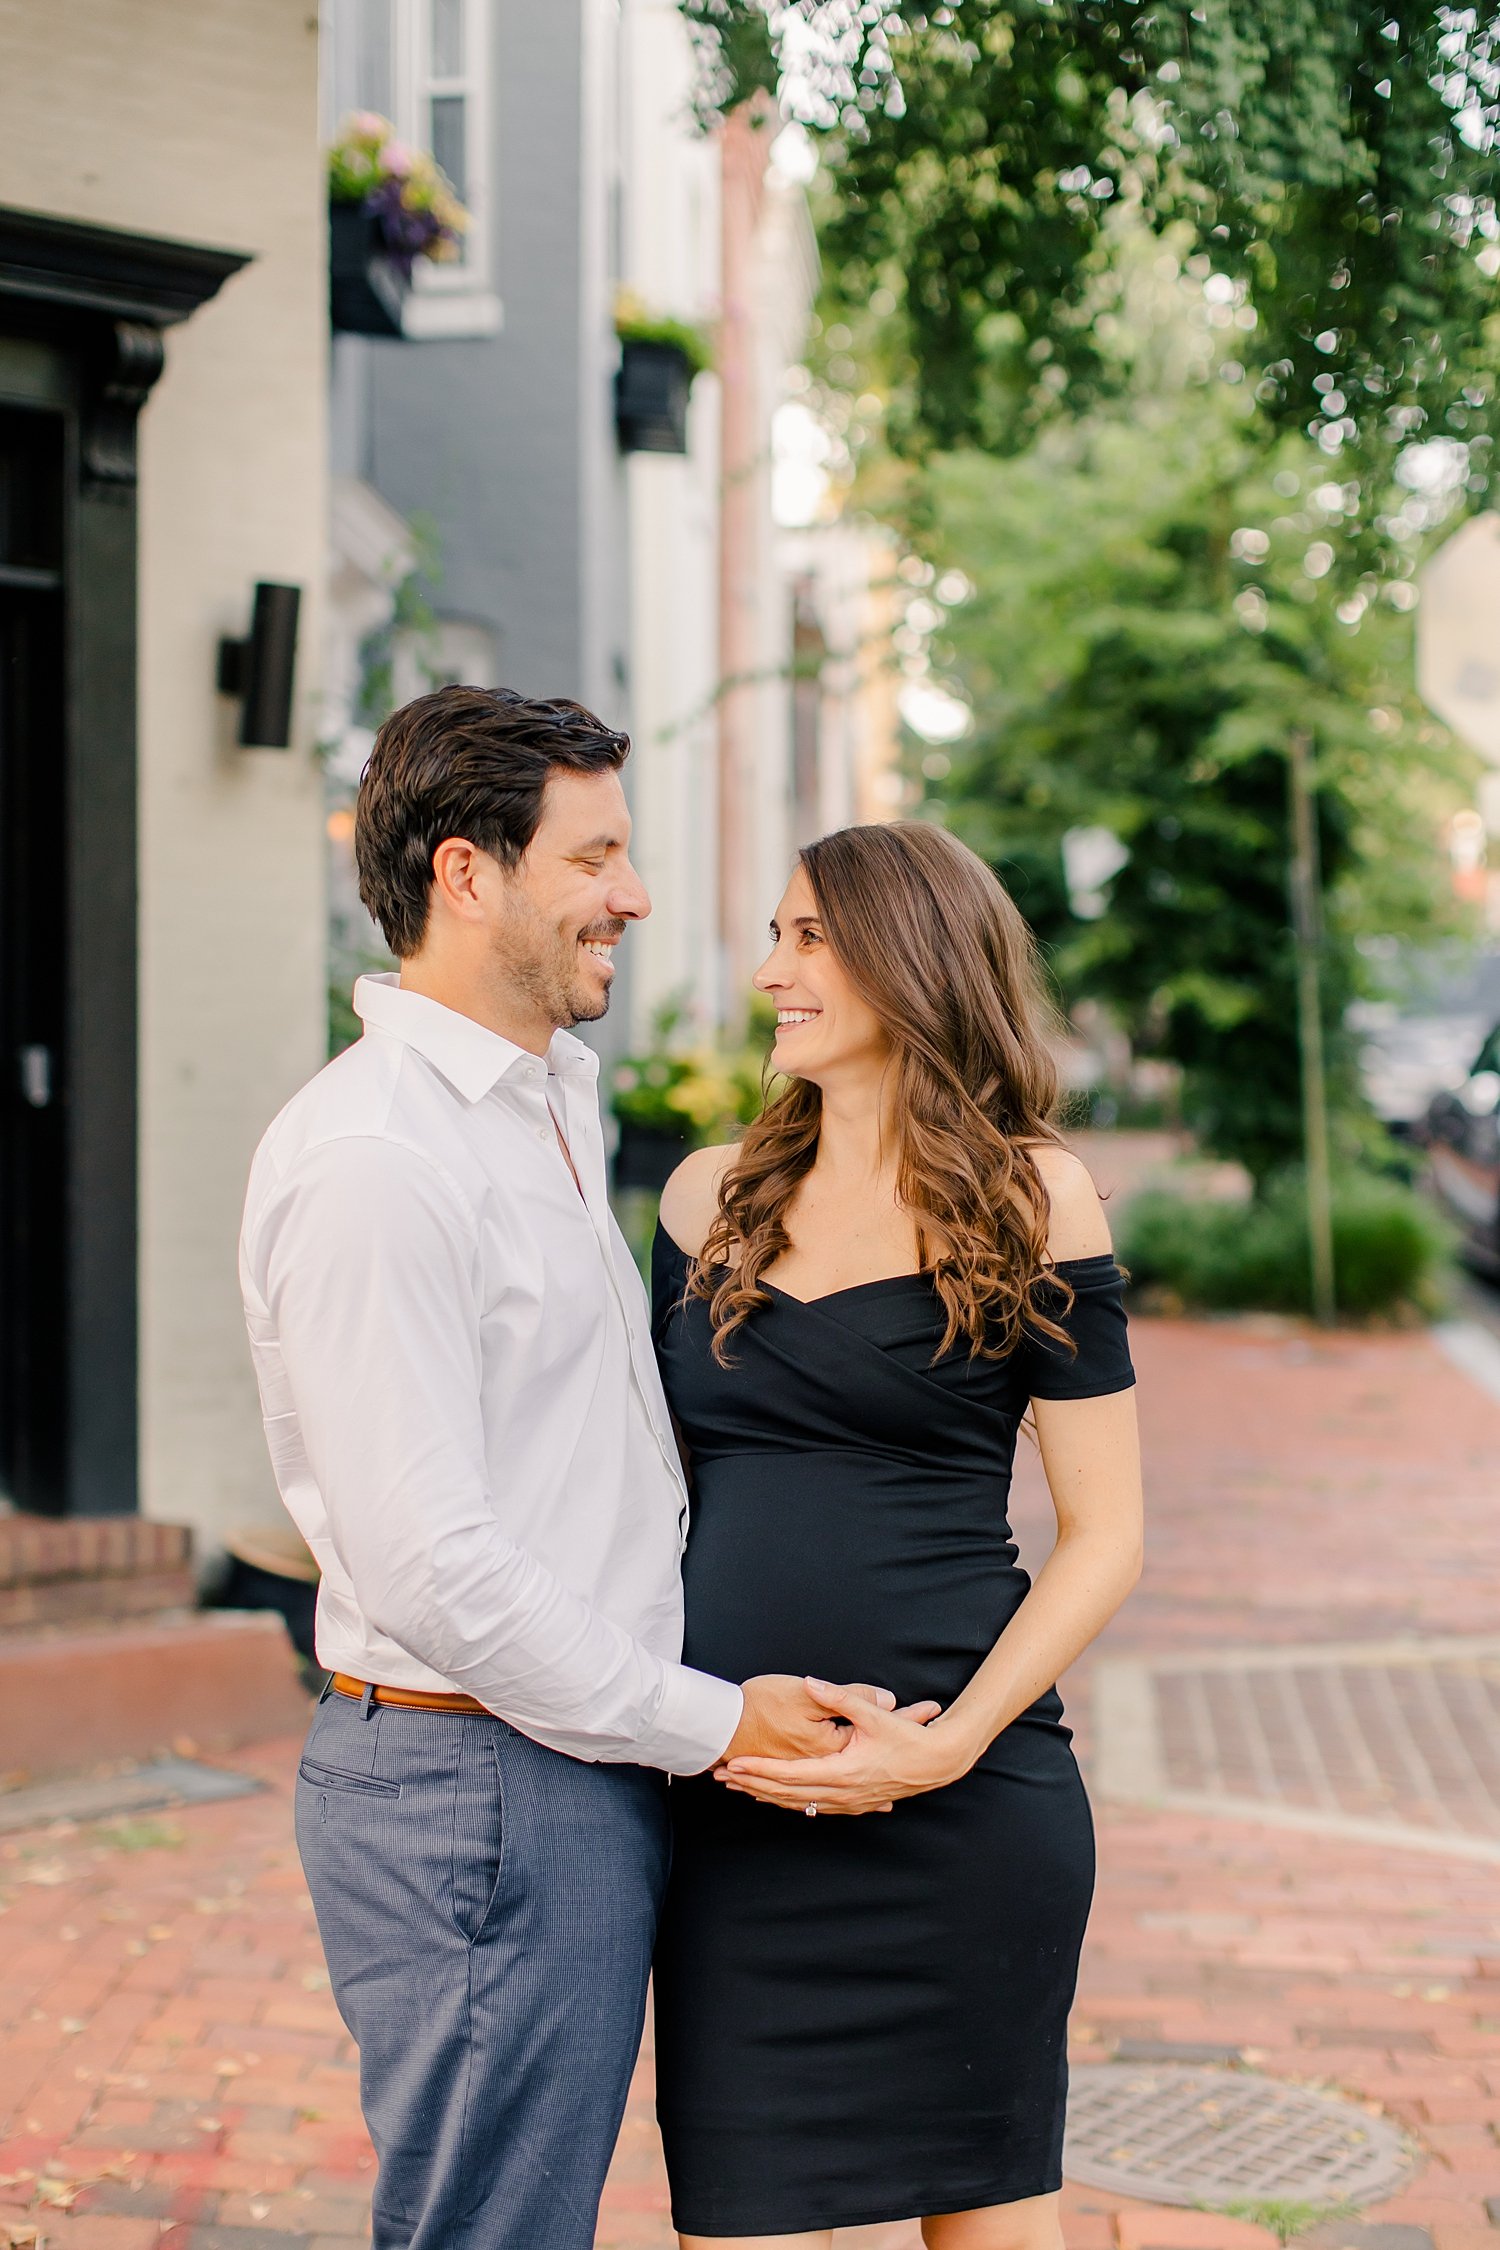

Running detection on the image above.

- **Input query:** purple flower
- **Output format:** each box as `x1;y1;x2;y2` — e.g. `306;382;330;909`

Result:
367;179;451;275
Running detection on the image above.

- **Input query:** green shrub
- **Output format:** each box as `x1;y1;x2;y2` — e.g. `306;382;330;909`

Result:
1118;1170;1450;1319
610;995;773;1140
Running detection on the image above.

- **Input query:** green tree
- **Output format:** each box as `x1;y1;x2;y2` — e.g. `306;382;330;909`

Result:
686;1;1500;501
921;389;1471;1178
684;1;1490;1185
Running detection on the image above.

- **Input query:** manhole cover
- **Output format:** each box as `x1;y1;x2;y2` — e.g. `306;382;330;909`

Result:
1063;2064;1416;2209
0;1757;261;1835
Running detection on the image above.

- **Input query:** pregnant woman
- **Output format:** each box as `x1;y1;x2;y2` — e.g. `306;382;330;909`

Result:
650;822;1143;2250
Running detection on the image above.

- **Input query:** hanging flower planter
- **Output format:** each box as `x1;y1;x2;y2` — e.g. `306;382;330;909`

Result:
616;340;695;454
329;202;408;337
614;299;714;454
327;112;469;339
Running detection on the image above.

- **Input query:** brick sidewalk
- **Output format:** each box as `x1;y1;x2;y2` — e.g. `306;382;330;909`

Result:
3;1316;1497;2250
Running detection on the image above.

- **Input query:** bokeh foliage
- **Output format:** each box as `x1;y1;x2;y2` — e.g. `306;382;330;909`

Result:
686;2;1500;485
917;392;1471;1178
683;1;1492;1182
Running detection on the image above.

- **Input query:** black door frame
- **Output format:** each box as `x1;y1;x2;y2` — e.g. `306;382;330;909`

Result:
0;209;249;1515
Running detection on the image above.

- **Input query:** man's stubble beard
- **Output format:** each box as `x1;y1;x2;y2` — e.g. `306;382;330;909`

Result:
489;904;611;1031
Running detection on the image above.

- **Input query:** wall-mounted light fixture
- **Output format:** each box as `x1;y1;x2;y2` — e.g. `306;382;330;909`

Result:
217;581;302;748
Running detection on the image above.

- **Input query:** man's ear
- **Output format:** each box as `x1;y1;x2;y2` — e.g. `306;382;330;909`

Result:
430;837;489;924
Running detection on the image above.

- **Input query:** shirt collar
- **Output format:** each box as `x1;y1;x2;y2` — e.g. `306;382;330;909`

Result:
352;975;600;1103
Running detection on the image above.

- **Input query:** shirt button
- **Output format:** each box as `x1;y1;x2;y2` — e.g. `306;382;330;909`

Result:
537;1128;550;1143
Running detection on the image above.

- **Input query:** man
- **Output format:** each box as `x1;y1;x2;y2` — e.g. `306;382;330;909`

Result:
240;688;876;2250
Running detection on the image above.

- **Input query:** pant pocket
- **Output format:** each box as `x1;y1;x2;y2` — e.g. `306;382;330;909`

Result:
298;1758;402;1799
450;1729;504;1944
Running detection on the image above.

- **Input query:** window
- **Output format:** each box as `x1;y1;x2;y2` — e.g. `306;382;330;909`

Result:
326;0;500;338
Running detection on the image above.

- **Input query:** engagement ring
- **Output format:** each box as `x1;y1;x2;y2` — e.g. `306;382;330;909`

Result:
805;1803;819;1818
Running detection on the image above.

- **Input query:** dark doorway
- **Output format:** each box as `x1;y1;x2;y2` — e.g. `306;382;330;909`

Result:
0;405;68;1510
0;208;248;1517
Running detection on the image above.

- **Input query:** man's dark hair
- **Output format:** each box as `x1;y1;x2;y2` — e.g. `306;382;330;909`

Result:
354;685;630;958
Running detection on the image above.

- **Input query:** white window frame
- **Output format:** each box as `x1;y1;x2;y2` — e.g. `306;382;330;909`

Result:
393;0;501;337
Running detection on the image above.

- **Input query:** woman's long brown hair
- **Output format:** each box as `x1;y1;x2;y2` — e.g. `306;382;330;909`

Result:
688;821;1073;1365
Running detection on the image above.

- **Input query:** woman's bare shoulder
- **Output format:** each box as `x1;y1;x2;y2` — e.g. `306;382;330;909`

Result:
657;1143;739;1259
1023;1140;1113;1261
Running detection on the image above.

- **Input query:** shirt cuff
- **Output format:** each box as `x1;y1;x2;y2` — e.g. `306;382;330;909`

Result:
638;1665;745;1776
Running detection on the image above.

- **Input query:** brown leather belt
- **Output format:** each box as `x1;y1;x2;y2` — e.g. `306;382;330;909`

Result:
330;1672;490;1716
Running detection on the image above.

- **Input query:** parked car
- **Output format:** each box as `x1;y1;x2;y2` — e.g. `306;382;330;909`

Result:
1353;999;1494;1137
1353;947;1500;1141
1421;1023;1500;1272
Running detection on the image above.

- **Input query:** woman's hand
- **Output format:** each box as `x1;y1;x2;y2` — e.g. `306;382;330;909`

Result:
721;1675;898;1762
715;1677;961;1816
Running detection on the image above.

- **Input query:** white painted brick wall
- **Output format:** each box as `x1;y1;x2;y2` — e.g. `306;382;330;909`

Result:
0;0;329;1550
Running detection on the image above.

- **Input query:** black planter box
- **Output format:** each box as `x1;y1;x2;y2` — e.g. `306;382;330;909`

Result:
613;1117;692;1191
615;339;694;454
329;202;408;337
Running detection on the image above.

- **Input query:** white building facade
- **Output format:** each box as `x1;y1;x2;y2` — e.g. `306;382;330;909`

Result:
319;0;899;1059
0;0;328;1550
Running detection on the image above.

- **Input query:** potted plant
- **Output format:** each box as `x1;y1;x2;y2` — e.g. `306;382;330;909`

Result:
328;112;469;337
611;1000;769;1190
614;292;714;454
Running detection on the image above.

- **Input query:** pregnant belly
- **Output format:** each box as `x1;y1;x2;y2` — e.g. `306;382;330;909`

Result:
681;1448;1039;1716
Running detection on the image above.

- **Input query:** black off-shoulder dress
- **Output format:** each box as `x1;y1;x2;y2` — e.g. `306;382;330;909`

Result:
649;1226;1135;2238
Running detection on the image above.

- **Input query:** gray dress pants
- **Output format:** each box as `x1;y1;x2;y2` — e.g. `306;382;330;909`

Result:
295;1688;670;2250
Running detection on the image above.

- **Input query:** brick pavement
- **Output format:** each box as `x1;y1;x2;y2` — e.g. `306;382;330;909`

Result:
2;1314;1497;2250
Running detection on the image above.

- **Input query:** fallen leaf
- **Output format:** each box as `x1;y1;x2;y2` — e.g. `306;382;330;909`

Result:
4;2221;40;2247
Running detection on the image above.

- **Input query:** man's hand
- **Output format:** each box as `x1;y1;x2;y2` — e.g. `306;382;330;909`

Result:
723;1673;900;1763
717;1676;958;1814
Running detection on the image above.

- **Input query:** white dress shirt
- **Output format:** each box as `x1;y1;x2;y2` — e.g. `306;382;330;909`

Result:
239;974;744;1774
